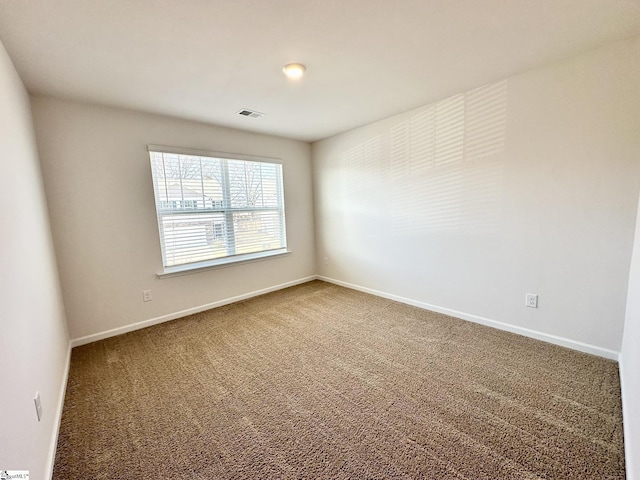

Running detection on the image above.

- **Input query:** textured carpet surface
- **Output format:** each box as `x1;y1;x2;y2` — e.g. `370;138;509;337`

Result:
53;281;625;479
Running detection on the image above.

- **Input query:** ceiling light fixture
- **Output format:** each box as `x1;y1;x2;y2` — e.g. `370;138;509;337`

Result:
282;63;306;79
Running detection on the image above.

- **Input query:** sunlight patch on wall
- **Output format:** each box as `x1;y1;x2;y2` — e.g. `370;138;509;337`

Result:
337;80;508;235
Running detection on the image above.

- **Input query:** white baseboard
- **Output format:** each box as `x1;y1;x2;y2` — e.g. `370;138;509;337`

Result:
70;276;317;347
619;354;636;480
317;276;619;361
47;341;71;479
70;273;620;360
59;274;625;477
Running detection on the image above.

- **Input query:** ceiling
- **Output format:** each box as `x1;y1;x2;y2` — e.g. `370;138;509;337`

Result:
1;1;640;143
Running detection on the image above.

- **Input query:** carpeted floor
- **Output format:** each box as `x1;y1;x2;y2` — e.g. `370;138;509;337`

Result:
53;280;625;479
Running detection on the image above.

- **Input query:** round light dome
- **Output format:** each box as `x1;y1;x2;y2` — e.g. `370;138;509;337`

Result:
282;63;306;79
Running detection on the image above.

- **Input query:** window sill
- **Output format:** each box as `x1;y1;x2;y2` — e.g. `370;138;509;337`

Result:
156;249;291;278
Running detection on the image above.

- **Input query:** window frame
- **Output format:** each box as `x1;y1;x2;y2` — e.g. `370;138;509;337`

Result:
148;145;289;277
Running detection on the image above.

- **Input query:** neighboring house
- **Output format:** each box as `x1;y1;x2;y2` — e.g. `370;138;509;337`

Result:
157;181;224;210
156;182;226;261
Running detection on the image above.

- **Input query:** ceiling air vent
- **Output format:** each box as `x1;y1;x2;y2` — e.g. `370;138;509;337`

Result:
237;108;266;119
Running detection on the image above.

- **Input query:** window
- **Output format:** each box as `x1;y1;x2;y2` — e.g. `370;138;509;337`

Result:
149;146;287;274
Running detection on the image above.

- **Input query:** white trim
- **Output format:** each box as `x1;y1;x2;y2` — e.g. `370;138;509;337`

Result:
619;353;636;480
147;144;281;164
70;276;316;347
70;273;621;358
157;249;291;278
56;276;627;476
47;341;71;479
317;276;620;360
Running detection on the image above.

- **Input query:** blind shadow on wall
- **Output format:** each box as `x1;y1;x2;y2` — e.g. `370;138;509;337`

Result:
338;80;508;237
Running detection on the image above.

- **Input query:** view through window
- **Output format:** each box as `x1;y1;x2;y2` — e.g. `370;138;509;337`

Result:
149;147;287;273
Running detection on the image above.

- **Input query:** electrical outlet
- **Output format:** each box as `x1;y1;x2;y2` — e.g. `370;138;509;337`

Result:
34;392;42;422
142;289;152;302
525;293;538;308
323;257;329;266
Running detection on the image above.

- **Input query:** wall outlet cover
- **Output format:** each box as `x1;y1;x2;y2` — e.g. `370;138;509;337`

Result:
34;392;42;422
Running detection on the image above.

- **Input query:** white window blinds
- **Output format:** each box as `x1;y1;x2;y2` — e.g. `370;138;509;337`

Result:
149;147;287;273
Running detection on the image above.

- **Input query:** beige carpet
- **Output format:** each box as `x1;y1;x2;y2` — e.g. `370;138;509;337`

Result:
53;280;625;479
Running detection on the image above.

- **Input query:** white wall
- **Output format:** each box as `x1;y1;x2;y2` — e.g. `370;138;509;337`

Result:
0;42;70;478
621;191;640;479
312;36;640;356
30;97;315;341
